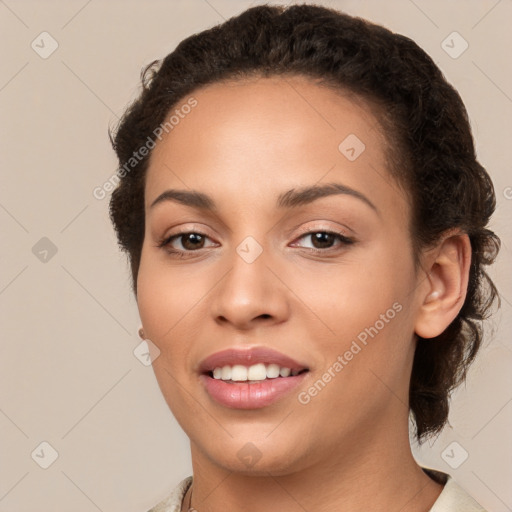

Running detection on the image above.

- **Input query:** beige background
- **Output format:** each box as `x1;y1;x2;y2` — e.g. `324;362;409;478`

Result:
0;0;511;510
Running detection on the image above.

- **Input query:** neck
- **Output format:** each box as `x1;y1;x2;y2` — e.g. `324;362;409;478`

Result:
185;417;443;512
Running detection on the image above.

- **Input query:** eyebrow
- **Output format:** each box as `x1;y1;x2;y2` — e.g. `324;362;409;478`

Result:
150;182;378;214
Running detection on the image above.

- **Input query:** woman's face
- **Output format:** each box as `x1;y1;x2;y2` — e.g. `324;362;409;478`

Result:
137;76;426;474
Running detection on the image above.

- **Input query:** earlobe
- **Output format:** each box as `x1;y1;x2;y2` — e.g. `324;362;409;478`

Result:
414;232;472;339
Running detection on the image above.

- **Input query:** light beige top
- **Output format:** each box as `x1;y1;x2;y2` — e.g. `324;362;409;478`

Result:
147;469;486;512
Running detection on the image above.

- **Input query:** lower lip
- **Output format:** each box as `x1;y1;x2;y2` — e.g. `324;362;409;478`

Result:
200;373;308;409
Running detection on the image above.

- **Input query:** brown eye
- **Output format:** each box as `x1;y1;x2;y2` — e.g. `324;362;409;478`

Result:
309;232;337;249
178;233;207;250
293;231;354;252
158;231;216;253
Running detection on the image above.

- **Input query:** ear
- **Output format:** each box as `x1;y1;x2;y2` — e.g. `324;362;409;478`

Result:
414;231;472;339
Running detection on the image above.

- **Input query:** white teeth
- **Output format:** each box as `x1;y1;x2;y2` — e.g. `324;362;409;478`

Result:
266;364;280;379
211;363;303;381
231;365;248;381
247;363;267;381
279;367;291;377
221;365;231;380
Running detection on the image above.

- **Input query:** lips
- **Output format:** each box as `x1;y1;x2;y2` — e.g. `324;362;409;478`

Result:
198;347;310;409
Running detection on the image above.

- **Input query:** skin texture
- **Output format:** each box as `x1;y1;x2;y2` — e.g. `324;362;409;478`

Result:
137;75;471;512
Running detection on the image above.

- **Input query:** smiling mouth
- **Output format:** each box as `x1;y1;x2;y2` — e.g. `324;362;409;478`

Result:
205;363;309;383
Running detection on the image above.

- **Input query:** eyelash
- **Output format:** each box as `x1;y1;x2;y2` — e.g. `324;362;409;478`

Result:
156;229;354;258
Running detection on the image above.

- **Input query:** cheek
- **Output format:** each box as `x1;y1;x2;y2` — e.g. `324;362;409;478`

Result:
298;248;409;338
301;243;416;393
136;254;206;343
136;257;206;420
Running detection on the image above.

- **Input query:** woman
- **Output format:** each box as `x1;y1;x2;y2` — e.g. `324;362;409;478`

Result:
109;4;500;511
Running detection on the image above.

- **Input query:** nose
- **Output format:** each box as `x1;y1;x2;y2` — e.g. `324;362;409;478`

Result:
210;242;290;331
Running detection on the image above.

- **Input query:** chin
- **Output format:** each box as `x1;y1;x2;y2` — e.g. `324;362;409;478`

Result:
196;436;311;477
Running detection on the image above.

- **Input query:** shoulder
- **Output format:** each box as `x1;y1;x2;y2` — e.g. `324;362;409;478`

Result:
426;472;487;512
146;476;192;512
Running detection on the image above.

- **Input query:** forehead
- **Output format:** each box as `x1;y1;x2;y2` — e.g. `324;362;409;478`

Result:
145;75;404;219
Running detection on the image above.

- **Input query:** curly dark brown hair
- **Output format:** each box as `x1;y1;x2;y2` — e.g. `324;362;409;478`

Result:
108;4;500;442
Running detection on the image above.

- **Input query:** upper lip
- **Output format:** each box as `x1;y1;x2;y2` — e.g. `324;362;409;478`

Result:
198;347;309;374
